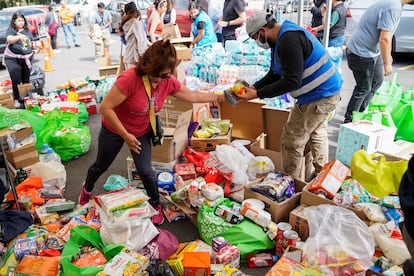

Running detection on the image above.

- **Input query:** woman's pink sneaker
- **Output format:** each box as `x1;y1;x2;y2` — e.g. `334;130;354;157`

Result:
78;182;92;205
151;204;165;225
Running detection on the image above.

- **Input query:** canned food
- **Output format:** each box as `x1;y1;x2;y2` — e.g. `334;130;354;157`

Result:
282;230;299;252
19;196;33;212
275;222;292;257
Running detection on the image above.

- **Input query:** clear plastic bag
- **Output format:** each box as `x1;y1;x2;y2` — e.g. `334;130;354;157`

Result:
302;205;375;275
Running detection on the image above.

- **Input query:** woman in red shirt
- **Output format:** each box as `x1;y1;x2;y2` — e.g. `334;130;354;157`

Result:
79;40;224;225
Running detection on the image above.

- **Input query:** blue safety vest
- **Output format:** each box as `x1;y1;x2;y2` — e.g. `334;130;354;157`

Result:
192;10;217;46
271;21;343;104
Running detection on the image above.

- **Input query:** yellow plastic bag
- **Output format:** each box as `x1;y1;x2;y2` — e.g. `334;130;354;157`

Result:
350;150;408;198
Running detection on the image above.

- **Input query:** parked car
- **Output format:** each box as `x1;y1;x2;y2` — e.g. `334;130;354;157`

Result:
107;0;152;33
2;5;48;40
264;0;311;14
0;11;11;63
345;0;414;54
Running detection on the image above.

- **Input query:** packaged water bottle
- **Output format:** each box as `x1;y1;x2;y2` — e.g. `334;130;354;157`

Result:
6;132;16;150
39;144;61;163
247;253;278;268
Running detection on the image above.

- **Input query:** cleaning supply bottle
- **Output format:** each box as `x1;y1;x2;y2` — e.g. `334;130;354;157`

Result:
39;144;61;163
247;253;278;268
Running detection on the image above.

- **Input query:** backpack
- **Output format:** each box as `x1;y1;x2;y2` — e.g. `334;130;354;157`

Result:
30;64;46;95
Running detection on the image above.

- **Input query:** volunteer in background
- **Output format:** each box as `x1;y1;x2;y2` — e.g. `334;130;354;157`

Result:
58;0;81;49
312;0;347;47
89;2;112;62
215;0;246;45
310;0;325;39
241;12;343;179
163;0;176;24
78;40;225;225
119;2;151;68
46;2;59;50
3;12;33;109
208;0;225;44
344;0;414;123
147;0;167;43
189;2;217;47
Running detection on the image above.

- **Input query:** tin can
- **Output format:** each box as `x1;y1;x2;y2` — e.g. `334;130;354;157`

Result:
275;222;292;256
282;230;299;252
19;196;32;212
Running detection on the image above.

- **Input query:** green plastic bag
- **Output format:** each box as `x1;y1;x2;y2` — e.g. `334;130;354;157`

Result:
371;73;402;111
77;102;89;125
60;226;124;276
50;126;92;161
391;91;414;142
352;104;396;128
350;150;408;198
197;198;275;260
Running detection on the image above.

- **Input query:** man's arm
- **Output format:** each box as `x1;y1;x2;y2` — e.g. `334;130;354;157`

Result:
379;29;393;76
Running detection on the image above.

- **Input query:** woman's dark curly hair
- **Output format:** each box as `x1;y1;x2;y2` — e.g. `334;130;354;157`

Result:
9;12;29;31
136;40;177;76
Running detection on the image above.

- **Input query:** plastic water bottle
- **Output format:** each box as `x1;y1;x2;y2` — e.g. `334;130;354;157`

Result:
39;144;61;163
6;132;16;150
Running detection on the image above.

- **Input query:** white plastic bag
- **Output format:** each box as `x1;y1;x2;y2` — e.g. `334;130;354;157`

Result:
100;217;159;251
247;156;275;180
215;144;249;185
30;161;66;189
302;205;375;275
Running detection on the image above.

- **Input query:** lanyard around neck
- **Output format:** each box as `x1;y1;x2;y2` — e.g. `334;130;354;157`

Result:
142;75;156;135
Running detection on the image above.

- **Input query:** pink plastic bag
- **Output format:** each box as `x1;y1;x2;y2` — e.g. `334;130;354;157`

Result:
140;228;179;260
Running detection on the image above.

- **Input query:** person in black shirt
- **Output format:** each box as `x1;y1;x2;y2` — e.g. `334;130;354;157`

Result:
215;0;246;45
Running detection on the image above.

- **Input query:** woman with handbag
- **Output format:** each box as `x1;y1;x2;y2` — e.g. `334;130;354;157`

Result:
79;40;225;226
45;2;59;50
3;12;34;108
119;2;151;69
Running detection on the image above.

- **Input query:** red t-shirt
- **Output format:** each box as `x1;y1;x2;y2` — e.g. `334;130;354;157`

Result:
102;68;181;137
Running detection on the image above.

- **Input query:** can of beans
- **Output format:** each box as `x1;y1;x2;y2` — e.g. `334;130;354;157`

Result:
19;196;32;212
275;222;292;256
282;230;299;252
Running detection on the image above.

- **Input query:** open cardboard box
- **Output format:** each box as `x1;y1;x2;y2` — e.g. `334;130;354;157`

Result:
158;96;194;128
165;195;198;226
190;125;232;152
152;110;193;163
244;177;307;223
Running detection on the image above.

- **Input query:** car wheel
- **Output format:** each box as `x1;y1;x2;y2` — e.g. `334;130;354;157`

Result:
286;3;293;13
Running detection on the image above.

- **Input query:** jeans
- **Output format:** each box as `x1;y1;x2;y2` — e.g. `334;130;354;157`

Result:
61;23;79;47
85;124;160;205
4;56;32;100
328;36;345;48
344;48;383;123
281;93;341;178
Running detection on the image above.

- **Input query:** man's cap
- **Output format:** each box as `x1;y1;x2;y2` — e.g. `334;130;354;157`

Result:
97;2;105;8
246;11;269;37
125;2;137;13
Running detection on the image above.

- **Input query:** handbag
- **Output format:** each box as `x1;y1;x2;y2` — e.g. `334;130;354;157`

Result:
143;75;163;146
48;20;58;36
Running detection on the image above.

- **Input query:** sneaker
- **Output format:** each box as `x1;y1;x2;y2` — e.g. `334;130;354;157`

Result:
14;100;21;108
151;204;165;225
78;181;92;205
75;44;81;47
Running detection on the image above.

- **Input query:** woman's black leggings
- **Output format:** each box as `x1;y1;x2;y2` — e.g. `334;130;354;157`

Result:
4;57;31;101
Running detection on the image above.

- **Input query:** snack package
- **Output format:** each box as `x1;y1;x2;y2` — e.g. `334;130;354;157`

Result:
102;248;149;275
72;248;107;268
249;172;295;202
16;255;60;276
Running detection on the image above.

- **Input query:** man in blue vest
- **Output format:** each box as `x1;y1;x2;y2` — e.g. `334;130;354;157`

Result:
242;11;343;179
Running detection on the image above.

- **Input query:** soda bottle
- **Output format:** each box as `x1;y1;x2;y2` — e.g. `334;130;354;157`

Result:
247;253;278;268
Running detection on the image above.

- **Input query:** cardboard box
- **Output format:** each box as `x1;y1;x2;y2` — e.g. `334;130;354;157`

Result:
152;110;193;163
378;139;414;160
218;99;266;141
250;134;313;181
98;65;119;77
335;120;397;166
183;251;210;276
190;126;232;152
0;122;34;150
175;46;191;61
261;106;291;152
244;178;307;223
306;159;350;199
77;89;97;101
300;185;368;221
5;143;39;169
165;195;198;226
17;83;33;96
0;93;13;109
289;204;310;241
163;23;181;39
159;96;194;128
